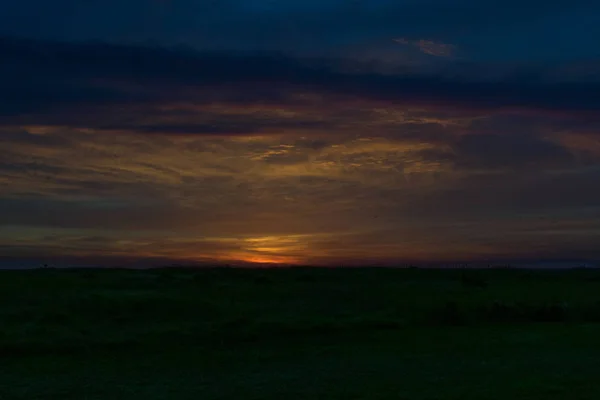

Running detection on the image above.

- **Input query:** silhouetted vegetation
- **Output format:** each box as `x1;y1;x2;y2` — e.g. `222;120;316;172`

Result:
2;267;600;399
2;267;600;352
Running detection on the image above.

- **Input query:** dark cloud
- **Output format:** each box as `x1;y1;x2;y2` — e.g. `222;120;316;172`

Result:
400;167;600;221
97;119;336;136
2;36;600;134
0;198;199;231
452;133;575;170
0;129;71;146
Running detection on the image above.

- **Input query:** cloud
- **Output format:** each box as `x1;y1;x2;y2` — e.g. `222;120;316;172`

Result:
2;36;600;264
451;133;575;171
2;129;600;264
2;36;600;136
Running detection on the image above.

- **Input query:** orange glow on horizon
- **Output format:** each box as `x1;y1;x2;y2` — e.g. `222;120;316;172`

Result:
240;255;297;265
215;252;302;266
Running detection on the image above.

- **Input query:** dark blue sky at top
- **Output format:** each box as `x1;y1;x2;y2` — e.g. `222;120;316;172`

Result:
3;0;600;119
1;0;600;62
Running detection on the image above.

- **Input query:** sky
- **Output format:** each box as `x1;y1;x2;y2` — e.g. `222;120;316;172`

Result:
2;0;600;267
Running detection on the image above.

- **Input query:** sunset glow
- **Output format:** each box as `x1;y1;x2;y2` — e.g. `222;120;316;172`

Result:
2;1;600;267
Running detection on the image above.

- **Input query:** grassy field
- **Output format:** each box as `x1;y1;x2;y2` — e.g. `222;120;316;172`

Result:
2;267;600;399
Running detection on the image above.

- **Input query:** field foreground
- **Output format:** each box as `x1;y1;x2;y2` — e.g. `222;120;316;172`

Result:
2;267;600;399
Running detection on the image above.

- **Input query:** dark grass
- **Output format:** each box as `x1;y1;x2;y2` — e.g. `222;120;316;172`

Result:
2;267;600;399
